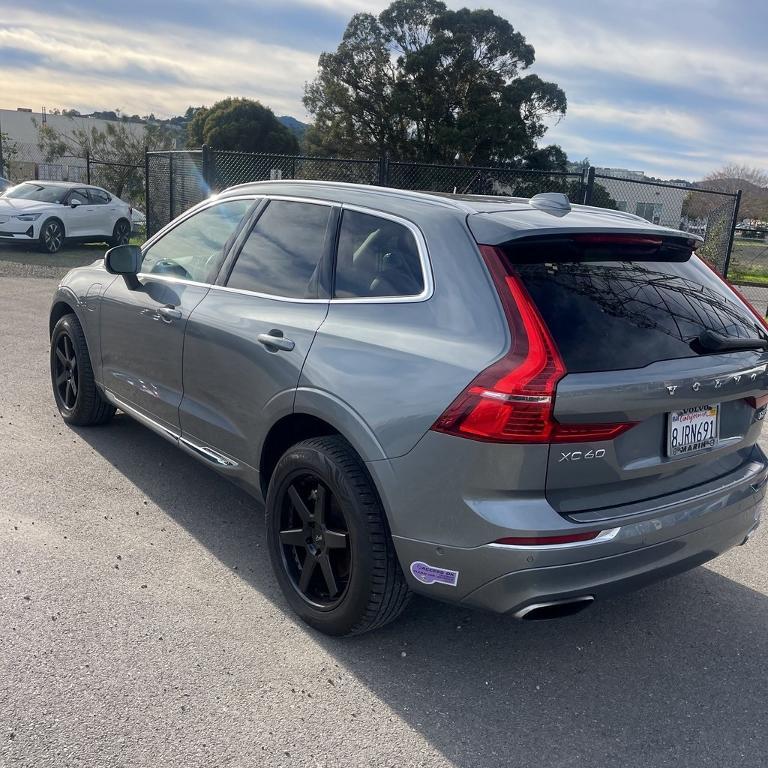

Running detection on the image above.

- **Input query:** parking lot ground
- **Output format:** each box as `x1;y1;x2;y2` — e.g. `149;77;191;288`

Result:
2;275;768;768
0;243;107;281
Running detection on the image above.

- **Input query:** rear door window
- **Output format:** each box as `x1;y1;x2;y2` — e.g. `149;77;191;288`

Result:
504;243;767;372
334;210;424;298
89;189;111;204
226;200;332;299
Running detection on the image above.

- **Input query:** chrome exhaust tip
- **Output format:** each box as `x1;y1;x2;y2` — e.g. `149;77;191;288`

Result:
514;596;595;621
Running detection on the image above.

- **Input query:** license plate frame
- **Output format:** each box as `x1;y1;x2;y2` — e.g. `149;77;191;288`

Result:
666;404;720;458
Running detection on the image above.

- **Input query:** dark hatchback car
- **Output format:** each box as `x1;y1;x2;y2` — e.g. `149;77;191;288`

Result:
49;183;768;635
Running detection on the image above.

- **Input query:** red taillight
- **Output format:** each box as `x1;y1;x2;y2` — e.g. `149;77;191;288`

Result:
494;530;602;546
431;245;635;443
747;394;768;409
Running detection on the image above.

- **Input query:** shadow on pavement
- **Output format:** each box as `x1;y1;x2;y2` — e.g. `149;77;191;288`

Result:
78;414;768;768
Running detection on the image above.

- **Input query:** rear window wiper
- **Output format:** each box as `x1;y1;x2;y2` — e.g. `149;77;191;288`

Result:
693;329;768;353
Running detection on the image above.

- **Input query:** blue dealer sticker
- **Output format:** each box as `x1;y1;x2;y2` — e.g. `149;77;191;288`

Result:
410;561;459;587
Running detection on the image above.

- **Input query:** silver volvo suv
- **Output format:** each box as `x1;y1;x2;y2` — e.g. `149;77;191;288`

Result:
49;182;768;635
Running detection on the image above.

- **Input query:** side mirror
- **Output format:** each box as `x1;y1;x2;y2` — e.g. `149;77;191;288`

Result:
105;244;142;290
70;198;82;208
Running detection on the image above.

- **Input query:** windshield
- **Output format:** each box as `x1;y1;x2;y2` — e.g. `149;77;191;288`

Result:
5;183;66;204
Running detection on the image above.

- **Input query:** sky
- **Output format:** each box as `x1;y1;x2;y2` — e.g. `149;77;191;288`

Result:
0;0;765;180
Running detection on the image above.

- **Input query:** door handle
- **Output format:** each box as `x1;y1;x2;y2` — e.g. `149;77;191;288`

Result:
157;306;182;322
257;331;295;352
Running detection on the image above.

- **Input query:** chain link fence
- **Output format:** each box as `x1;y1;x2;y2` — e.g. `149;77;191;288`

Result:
144;147;745;287
589;171;741;276
387;161;585;199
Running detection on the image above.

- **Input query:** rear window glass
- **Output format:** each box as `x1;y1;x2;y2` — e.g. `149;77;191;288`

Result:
511;254;767;372
334;210;424;298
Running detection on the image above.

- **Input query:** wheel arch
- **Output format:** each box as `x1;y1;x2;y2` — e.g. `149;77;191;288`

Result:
49;296;78;337
259;413;341;499
259;400;388;502
41;215;66;237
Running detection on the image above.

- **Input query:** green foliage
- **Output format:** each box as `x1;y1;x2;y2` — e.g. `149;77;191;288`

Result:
304;0;566;167
35;119;174;202
0;131;18;176
186;98;299;154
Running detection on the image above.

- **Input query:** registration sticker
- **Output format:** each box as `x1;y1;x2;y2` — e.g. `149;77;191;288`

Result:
410;561;459;587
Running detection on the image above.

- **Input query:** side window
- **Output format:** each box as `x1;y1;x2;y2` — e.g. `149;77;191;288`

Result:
226;200;332;298
141;199;252;283
69;188;90;205
334;210;424;298
89;189;111;205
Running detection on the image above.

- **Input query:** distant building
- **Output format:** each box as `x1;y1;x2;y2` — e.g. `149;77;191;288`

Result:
593;166;688;229
0;107;147;183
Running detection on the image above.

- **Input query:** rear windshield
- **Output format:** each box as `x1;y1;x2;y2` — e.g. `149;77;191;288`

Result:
507;248;767;372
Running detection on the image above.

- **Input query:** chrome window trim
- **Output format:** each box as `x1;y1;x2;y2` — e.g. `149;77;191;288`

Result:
210;283;327;304
332;203;434;304
139;194;435;305
135;272;212;289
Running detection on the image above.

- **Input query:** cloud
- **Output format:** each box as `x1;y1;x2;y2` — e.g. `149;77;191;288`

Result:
0;8;319;117
0;0;765;179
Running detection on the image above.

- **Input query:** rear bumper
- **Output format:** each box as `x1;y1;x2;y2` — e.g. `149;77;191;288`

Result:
461;495;760;614
391;470;765;616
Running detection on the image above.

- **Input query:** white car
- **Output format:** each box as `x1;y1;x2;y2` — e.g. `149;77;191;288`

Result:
0;181;133;253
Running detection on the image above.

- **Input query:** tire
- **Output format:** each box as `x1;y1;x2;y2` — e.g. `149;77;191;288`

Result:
50;313;116;426
110;218;131;247
39;218;65;254
266;436;410;636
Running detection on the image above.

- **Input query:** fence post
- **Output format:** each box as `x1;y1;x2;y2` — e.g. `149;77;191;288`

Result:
144;146;151;237
86;151;90;185
201;144;212;191
722;189;742;278
377;154;390;186
583;166;596;205
169;152;175;221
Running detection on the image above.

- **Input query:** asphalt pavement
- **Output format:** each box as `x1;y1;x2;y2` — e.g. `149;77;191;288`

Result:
2;272;768;768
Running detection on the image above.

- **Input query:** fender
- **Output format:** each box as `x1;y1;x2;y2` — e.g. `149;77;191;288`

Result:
293;386;388;462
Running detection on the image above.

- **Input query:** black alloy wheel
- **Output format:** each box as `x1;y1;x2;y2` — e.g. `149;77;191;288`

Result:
278;473;351;608
111;219;131;246
50;314;115;426
53;330;79;410
266;436;410;636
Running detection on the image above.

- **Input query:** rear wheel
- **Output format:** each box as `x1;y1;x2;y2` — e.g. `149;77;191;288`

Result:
110;219;131;247
266;436;410;636
39;219;64;253
50;314;115;426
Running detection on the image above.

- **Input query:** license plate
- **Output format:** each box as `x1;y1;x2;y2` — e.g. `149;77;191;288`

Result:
667;404;719;457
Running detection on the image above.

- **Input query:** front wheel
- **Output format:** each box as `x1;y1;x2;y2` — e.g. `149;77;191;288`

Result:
266;436;410;636
110;219;131;247
39;219;64;253
50;314;115;426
